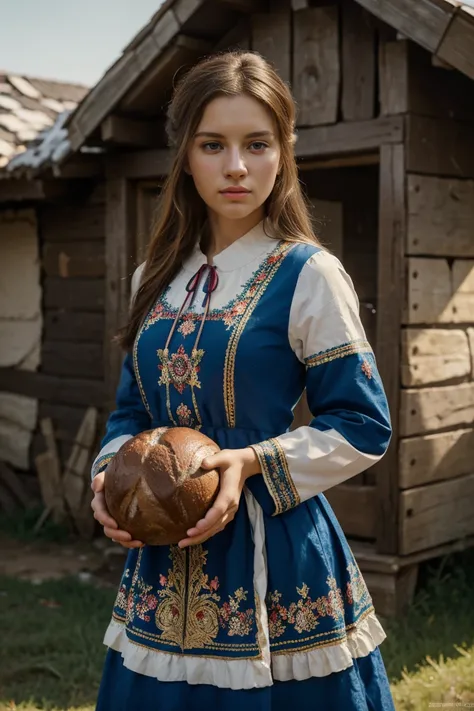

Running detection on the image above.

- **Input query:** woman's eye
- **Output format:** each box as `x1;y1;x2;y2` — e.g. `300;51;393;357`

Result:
201;142;268;151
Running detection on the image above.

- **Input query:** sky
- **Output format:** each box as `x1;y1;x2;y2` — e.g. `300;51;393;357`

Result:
0;0;166;87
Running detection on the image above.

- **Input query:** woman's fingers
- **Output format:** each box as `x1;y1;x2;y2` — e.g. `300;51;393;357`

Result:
91;491;118;530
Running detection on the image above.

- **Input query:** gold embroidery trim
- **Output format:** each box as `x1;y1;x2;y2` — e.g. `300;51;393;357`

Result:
250;438;300;515
224;243;293;428
305;340;373;368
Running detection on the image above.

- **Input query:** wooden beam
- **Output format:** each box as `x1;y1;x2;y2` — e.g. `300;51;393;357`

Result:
120;35;212;114
353;0;454;53
0;179;68;202
0;368;105;407
341;0;376;121
406;114;474;178
106;149;173;179
374;144;406;555
379;40;409;116
101;115;164;147
295;117;403;160
437;11;474;82
105;177;136;412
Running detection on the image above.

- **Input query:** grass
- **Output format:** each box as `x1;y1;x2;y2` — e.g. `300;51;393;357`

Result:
0;546;473;710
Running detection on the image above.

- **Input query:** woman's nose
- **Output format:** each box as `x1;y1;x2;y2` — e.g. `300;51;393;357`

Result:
224;148;247;175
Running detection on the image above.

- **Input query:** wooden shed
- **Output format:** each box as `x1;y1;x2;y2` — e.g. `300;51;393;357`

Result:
0;73;107;515
4;0;474;615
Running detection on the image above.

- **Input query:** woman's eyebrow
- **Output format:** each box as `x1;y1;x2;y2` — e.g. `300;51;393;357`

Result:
194;130;275;138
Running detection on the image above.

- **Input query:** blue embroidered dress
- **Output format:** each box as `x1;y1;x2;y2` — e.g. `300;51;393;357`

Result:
92;219;395;710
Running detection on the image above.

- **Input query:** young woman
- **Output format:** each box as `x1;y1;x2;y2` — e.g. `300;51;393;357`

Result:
90;50;396;710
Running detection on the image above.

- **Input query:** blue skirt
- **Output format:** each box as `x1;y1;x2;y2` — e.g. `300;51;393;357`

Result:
96;646;395;711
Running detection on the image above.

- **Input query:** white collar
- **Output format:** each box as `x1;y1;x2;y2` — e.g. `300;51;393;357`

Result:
182;218;279;273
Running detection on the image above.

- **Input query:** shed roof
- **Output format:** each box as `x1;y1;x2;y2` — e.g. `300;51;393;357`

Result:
4;0;474;177
0;73;89;176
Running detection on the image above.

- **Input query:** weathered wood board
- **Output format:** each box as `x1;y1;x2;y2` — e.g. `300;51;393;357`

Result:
43;242;105;278
379;40;474;122
341;0;375;121
292;6;340;126
324;484;376;539
399;427;474;488
406;114;474;179
44;311;105;343
400;382;474;437
401;328;471;387
437;12;474;84
251;12;290;84
407;175;474;258
44;278;105;312
41;204;105;242
42;341;103;380
400;472;474;555
405;257;474;324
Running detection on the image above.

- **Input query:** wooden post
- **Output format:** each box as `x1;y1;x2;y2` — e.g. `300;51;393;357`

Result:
374;143;406;555
105;175;136;413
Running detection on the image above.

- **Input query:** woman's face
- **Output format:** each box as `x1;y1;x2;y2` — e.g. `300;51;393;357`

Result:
186;94;281;223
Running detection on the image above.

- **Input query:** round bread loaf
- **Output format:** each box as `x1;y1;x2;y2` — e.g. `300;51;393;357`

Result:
104;427;220;545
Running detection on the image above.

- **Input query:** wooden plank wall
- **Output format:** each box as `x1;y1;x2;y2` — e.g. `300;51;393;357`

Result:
32;183;106;467
379;39;474;556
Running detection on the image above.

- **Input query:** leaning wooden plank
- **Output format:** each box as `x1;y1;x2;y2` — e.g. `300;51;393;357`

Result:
293;6;340;126
400;472;474;555
0;461;31;508
399;427;474;488
295;117;403;159
401;328;471;387
400;382;474;437
34;451;64;523
407;175;474;258
405;257;474;324
62;407;98;520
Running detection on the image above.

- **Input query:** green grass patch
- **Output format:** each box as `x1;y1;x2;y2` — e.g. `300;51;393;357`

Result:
0;576;115;711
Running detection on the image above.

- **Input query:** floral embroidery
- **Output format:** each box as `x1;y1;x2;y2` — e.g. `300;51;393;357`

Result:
219;587;254;637
267;563;372;640
114;568;130;614
305;340;373;368
157;345;204;394
154;544;255;650
135;578;159;622
361;359;373;379
345;562;372;616
267;578;344;639
176;403;194;427
250;438;300;515
178;319;196;337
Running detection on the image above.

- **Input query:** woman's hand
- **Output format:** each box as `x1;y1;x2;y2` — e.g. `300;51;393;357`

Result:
178;447;261;548
91;471;144;549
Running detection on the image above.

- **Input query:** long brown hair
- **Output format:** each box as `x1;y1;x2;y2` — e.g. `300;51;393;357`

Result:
118;50;320;350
